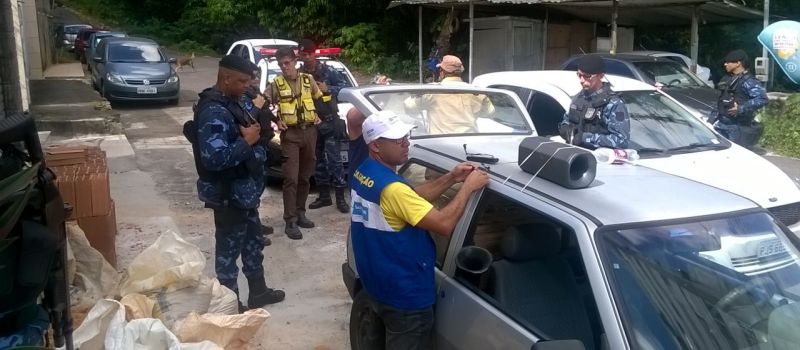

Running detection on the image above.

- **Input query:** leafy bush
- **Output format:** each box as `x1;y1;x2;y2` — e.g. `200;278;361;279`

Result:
760;94;800;157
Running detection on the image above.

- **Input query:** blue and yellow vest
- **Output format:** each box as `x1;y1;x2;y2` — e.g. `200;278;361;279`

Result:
350;158;436;310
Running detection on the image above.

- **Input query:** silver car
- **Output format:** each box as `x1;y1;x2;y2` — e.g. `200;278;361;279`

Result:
340;85;800;350
90;37;179;104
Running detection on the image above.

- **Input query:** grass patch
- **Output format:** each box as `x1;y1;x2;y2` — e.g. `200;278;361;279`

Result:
760;94;800;157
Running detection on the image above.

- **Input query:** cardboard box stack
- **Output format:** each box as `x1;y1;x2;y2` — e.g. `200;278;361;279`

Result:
45;145;117;267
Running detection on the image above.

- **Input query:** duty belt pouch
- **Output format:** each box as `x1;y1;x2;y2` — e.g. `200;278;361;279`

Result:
334;118;347;140
318;117;335;136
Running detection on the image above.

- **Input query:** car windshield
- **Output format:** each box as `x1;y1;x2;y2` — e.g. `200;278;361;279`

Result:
632;61;706;88
598;212;800;350
623;90;726;153
365;90;532;137
108;42;163;63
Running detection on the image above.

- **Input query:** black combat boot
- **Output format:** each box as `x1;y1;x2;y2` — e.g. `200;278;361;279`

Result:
260;224;273;246
296;212;315;228
334;187;350;213
247;275;286;308
285;217;302;240
308;185;332;209
219;278;248;313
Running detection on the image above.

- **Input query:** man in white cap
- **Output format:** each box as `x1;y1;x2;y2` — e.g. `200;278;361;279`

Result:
349;110;489;349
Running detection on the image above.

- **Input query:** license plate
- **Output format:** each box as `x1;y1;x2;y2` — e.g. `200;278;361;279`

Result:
758;239;786;258
137;86;157;94
340;150;349;163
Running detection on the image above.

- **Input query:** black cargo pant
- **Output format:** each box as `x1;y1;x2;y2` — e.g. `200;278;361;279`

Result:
280;124;317;220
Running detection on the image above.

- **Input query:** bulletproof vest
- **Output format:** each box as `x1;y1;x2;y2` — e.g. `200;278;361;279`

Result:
568;86;616;136
183;88;250;184
717;73;755;122
274;74;317;125
302;64;338;119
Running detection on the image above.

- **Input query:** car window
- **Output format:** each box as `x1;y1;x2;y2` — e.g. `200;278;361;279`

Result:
365;90;532;137
623;90;724;152
632;61;705;88
398;162;460;267
598;211;800;350
455;190;603;349
605;60;635;78
65;25;90;34
108;42;163;63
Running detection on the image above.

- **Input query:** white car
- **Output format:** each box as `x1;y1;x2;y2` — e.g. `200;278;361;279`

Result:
629;50;713;87
474;70;800;275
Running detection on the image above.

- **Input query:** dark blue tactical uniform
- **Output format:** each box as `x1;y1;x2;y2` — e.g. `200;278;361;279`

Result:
301;61;350;212
194;88;267;295
559;82;630;149
713;73;767;147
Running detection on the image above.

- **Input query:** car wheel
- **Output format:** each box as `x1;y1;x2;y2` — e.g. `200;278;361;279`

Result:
349;290;385;350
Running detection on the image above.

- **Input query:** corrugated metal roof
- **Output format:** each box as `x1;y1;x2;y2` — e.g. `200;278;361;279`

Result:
389;0;765;25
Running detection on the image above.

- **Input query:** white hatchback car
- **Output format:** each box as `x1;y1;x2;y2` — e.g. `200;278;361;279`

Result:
474;71;800;275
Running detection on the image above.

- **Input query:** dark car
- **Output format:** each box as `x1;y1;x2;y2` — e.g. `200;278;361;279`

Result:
86;32;126;71
90;37;179;104
54;24;92;51
562;54;719;121
74;28;105;62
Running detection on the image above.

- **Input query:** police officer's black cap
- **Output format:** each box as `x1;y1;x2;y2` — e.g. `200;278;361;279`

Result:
724;49;748;64
577;54;606;75
219;55;253;76
298;39;317;53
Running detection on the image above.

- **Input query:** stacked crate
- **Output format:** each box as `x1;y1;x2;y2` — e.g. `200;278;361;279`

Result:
45;145;117;267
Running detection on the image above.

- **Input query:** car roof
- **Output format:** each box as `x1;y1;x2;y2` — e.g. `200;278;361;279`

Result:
473;70;657;97
566;53;678;64
412;136;758;225
237;38;298;47
103;36;157;45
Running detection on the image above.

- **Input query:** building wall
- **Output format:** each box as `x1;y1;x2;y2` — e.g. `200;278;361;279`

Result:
1;0;30;113
21;0;43;79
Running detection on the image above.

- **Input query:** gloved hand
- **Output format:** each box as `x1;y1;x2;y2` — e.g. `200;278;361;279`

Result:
571;131;584;146
558;123;574;141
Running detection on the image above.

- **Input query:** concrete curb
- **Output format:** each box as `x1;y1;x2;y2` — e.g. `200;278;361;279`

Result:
33;104;122;137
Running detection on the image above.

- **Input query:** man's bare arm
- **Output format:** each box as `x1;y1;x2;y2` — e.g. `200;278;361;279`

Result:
346;107;366;140
414;172;456;202
415;170;489;236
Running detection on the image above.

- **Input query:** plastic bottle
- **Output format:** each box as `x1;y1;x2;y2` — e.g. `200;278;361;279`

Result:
593;148;638;164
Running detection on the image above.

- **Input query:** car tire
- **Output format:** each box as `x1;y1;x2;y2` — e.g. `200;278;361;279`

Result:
349;290;385;350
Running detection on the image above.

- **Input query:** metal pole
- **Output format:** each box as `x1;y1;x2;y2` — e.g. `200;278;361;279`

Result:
762;0;769;59
469;0;474;83
542;9;548;69
610;0;618;54
419;5;423;83
690;6;699;73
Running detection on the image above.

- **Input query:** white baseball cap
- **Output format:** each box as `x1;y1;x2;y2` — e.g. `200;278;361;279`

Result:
362;110;414;144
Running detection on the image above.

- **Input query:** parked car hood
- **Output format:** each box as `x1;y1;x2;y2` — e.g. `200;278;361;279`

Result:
107;62;172;78
662;86;718;119
638;147;800;208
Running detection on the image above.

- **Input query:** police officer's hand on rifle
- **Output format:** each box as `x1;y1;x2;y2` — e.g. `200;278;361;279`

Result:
240;123;261;145
727;102;739;117
314;115;322;125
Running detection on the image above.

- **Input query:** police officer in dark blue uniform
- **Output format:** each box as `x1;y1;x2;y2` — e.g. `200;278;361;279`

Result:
185;55;284;312
297;39;350;213
713;49;768;148
559;54;630;149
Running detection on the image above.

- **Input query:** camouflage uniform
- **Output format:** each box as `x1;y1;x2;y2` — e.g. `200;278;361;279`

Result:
195;87;267;293
300;61;348;188
713;73;767;146
560;82;630;149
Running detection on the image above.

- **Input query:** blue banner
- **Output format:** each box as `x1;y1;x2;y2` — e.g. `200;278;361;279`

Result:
758;21;800;84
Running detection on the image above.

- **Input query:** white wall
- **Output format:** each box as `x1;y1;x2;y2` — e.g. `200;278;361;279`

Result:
11;0;30;111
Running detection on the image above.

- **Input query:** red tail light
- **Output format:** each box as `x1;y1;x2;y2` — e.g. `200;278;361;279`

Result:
259;48;278;55
315;48;342;56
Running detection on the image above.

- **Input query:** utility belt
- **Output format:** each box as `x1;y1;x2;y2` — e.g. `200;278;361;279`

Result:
286;122;316;130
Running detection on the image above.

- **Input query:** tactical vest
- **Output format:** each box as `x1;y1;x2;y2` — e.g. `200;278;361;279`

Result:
274;74;317;126
717;73;756;123
183;88;251;203
568;86;617;136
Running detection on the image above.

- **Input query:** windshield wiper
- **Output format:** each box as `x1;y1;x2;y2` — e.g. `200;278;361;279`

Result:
665;142;727;153
636;147;668;154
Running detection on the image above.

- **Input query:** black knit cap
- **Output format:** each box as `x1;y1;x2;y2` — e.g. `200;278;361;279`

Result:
724;49;748;64
219;55;253;75
577;54;606;75
298;38;317;53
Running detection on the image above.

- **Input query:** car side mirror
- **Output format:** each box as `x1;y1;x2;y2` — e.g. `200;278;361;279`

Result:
168;57;177;64
92;56;103;63
532;340;586;350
